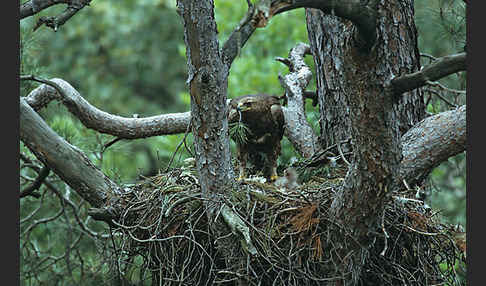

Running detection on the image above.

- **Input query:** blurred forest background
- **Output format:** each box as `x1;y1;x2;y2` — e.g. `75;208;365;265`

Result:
19;0;466;284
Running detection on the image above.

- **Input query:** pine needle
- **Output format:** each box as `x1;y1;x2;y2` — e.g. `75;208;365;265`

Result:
229;112;252;145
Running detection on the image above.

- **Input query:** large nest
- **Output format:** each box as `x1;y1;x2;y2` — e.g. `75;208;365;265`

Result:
108;162;466;285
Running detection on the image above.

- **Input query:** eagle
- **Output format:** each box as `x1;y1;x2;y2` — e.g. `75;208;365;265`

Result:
228;94;285;182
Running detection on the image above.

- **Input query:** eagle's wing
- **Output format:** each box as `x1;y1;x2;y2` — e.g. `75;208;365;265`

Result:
270;102;285;138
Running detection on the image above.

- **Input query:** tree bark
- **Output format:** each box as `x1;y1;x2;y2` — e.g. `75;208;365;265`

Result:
177;1;249;283
305;1;426;283
177;0;234;199
20;97;119;207
400;105;466;187
306;2;425;149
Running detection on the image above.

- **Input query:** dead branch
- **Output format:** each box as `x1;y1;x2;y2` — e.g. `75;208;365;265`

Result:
277;43;323;158
22;77;191;138
21;0;93;32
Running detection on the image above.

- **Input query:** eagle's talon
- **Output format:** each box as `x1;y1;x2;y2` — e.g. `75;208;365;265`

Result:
269;175;279;182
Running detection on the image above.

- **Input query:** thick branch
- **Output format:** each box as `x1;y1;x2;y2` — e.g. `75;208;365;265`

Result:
273;0;378;50
20;97;120;207
222;0;378;67
399;105;466;187
20;0;68;19
391;52;467;95
221;1;257;68
221;204;257;256
277;43;322;158
23;78;191;138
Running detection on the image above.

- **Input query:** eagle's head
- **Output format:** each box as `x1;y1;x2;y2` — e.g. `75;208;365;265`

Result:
228;96;259;122
228;94;280;123
235;97;258;112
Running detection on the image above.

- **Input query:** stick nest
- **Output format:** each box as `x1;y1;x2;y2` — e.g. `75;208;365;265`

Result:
107;163;466;285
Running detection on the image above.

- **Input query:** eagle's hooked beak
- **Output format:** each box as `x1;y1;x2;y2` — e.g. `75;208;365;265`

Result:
237;102;251;112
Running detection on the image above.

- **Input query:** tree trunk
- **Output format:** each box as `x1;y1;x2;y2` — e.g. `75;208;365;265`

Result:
177;0;234;200
306;1;426;149
305;1;427;283
177;1;248;284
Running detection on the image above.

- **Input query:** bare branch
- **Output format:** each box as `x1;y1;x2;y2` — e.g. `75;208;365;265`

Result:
20;0;69;19
27;0;93;32
399;105;466;187
20;166;50;198
424;88;458;108
425;80;466;95
20;97;119;207
277;43;323;158
391;52;466;95
23;77;191;138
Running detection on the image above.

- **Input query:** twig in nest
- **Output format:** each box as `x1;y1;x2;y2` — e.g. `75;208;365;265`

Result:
380;211;389;256
336;141;351;166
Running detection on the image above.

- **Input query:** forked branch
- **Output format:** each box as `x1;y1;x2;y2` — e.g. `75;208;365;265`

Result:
222;0;379;68
21;0;93;31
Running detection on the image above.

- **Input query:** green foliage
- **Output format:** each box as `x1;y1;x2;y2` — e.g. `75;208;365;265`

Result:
415;0;466;107
229;120;252;145
414;0;466;228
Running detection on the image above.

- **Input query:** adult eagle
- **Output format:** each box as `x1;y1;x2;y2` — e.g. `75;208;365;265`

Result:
228;94;285;182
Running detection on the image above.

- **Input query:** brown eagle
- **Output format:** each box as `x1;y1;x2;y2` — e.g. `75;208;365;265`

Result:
228;94;285;182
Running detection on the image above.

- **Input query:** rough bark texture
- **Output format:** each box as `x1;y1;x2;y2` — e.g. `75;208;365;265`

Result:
400;105;466;187
305;1;426;283
177;0;233;198
307;2;425;149
177;1;245;283
20;97;118;207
